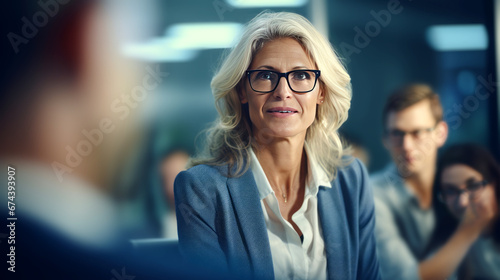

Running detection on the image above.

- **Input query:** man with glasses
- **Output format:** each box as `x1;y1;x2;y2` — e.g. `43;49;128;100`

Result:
371;84;449;280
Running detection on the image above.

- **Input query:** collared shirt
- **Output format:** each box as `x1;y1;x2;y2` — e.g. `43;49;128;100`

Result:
370;164;435;280
249;144;331;280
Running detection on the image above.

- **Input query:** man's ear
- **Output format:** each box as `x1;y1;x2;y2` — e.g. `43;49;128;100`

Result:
434;121;449;148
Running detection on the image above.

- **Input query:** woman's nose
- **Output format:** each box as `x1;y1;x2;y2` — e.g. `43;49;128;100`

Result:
457;192;470;208
272;77;292;100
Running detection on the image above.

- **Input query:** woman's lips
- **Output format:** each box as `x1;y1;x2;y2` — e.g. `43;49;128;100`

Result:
266;107;298;118
266;107;298;113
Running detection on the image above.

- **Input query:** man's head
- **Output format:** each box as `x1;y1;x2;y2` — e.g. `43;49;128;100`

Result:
382;84;448;177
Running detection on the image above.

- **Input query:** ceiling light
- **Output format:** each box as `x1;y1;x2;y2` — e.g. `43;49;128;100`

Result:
426;24;488;51
166;23;243;49
226;0;307;8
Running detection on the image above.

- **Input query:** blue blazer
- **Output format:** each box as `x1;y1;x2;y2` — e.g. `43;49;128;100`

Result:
174;158;380;279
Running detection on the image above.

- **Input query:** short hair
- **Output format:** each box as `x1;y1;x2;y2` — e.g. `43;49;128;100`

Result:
189;12;352;180
382;84;443;129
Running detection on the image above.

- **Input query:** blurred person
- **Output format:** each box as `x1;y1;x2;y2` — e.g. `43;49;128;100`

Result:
371;85;499;280
428;144;500;279
0;0;128;251
0;1;132;278
175;12;380;279
0;1;215;279
160;149;189;239
371;84;449;279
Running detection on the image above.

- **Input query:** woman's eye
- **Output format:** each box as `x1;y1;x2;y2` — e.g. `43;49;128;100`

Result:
443;189;459;196
292;71;311;80
467;182;482;191
258;72;273;80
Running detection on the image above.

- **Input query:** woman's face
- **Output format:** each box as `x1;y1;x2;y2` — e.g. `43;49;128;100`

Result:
240;37;324;142
440;164;497;220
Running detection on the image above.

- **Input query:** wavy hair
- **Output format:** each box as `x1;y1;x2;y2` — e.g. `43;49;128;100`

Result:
189;12;352;180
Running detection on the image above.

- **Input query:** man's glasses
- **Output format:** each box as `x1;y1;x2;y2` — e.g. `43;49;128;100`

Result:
385;127;436;146
246;69;320;93
439;180;489;204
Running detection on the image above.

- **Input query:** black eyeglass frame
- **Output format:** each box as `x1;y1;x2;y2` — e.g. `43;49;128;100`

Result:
438;180;489;204
246;69;321;93
385;126;437;139
384;124;439;146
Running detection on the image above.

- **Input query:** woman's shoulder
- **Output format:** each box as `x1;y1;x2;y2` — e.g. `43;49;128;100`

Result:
336;156;368;182
183;163;227;176
331;156;371;199
177;164;230;185
174;164;232;207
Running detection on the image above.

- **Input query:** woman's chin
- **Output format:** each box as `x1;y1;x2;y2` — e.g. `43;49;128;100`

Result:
254;128;306;142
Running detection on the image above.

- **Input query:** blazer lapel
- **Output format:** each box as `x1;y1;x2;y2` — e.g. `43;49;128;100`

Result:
226;169;274;279
318;181;351;280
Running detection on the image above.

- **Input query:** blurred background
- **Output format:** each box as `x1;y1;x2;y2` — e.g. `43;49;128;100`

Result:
1;0;498;242
119;0;500;237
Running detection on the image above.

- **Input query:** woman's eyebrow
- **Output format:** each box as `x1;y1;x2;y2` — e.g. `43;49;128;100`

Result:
441;183;459;189
255;65;275;70
465;177;481;184
254;65;310;70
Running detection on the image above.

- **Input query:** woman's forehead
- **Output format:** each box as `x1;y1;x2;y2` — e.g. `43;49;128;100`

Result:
441;164;483;185
250;38;315;69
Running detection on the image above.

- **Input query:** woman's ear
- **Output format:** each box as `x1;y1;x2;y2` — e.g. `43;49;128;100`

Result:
237;80;248;104
239;93;248;104
317;87;325;105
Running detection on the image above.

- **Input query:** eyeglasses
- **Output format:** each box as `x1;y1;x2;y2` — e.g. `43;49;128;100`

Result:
438;180;489;204
385;127;436;146
246;69;321;93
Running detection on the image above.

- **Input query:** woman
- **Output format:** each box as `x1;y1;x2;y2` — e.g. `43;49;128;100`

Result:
430;144;500;279
174;12;380;279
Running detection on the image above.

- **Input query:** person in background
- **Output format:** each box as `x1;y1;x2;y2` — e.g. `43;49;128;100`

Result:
371;84;448;279
160;149;190;239
430;144;499;279
174;11;380;279
371;84;499;280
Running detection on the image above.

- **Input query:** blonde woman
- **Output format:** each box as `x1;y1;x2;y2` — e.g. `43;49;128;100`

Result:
174;12;380;279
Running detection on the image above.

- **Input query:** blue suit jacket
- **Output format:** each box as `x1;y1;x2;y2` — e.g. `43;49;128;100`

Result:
174;158;380;279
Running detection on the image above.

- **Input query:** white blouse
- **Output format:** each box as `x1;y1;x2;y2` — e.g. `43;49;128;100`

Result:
249;145;330;280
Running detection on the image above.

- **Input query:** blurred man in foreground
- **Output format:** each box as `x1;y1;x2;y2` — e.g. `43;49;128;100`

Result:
0;1;224;279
